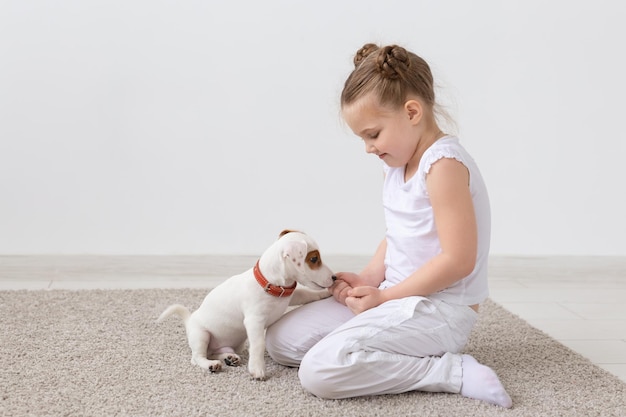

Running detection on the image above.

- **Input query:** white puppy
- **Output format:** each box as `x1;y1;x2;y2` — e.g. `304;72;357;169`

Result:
157;230;335;379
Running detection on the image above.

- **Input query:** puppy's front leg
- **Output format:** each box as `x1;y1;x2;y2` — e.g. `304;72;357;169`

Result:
243;316;267;380
289;287;331;306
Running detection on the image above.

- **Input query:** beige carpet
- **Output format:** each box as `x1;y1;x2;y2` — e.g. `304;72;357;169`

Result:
1;289;625;417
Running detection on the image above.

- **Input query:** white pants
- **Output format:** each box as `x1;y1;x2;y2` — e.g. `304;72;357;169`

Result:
265;295;478;399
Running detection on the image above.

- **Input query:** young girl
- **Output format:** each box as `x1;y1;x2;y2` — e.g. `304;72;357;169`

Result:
265;43;512;408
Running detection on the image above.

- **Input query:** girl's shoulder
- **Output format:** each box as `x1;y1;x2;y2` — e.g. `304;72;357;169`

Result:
421;136;469;175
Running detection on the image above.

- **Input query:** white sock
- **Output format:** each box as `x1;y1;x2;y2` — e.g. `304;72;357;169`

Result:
460;354;512;408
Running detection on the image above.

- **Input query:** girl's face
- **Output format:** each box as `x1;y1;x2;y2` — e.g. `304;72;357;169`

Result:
342;94;420;169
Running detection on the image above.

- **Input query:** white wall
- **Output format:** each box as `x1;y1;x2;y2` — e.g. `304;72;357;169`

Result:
1;0;624;256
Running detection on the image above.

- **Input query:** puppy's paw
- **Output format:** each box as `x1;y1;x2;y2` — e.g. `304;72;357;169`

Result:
316;289;332;300
305;289;332;303
250;370;267;380
248;363;266;380
224;354;241;367
208;361;222;373
290;288;332;306
192;356;223;373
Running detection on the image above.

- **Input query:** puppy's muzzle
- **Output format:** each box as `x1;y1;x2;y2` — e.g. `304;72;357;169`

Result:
331;275;337;282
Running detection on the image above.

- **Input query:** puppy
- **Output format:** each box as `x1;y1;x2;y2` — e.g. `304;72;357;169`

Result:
157;230;335;379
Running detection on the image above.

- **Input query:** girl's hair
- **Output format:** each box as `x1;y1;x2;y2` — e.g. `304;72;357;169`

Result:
341;43;436;110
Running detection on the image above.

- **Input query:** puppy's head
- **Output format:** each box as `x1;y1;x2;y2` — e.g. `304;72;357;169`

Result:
277;230;335;289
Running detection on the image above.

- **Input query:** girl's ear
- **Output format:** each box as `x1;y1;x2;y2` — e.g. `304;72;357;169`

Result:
404;99;423;125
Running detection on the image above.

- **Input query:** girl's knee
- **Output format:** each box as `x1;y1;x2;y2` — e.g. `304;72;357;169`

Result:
265;325;300;367
298;351;345;400
298;357;333;399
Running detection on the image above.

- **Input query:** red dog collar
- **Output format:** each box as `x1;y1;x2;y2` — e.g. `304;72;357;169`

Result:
253;261;297;297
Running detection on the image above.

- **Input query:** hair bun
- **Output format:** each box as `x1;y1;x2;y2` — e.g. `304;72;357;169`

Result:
376;45;410;80
353;43;379;67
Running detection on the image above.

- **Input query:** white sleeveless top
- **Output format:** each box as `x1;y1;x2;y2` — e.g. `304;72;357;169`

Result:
380;136;491;305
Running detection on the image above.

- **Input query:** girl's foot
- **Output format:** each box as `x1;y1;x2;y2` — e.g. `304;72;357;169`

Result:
460;354;513;408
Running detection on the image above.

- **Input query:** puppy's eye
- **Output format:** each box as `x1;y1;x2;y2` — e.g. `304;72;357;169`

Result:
309;256;319;264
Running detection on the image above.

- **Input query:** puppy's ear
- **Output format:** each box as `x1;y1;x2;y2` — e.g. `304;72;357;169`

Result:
279;229;298;238
282;240;307;274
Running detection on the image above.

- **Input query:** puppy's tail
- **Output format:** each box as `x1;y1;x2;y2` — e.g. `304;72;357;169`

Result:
157;304;191;324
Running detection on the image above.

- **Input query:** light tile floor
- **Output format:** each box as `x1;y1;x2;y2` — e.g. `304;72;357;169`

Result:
1;255;625;383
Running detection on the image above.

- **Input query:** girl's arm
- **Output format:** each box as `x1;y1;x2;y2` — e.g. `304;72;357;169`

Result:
346;158;477;313
358;237;387;285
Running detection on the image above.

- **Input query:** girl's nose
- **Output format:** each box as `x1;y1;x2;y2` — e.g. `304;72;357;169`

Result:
365;143;378;154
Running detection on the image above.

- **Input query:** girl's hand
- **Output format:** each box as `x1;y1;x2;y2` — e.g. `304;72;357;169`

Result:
345;286;386;314
330;272;366;305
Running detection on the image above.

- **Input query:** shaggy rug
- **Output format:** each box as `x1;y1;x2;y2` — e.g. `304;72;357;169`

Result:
1;289;625;417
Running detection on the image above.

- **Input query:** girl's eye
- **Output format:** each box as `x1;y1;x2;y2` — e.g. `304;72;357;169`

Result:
357;131;379;141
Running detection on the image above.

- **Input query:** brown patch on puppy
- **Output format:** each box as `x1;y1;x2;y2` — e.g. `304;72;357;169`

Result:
279;229;300;238
305;250;322;270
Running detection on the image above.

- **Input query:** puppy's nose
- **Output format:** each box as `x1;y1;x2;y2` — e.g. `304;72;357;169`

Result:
331;275;337;281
